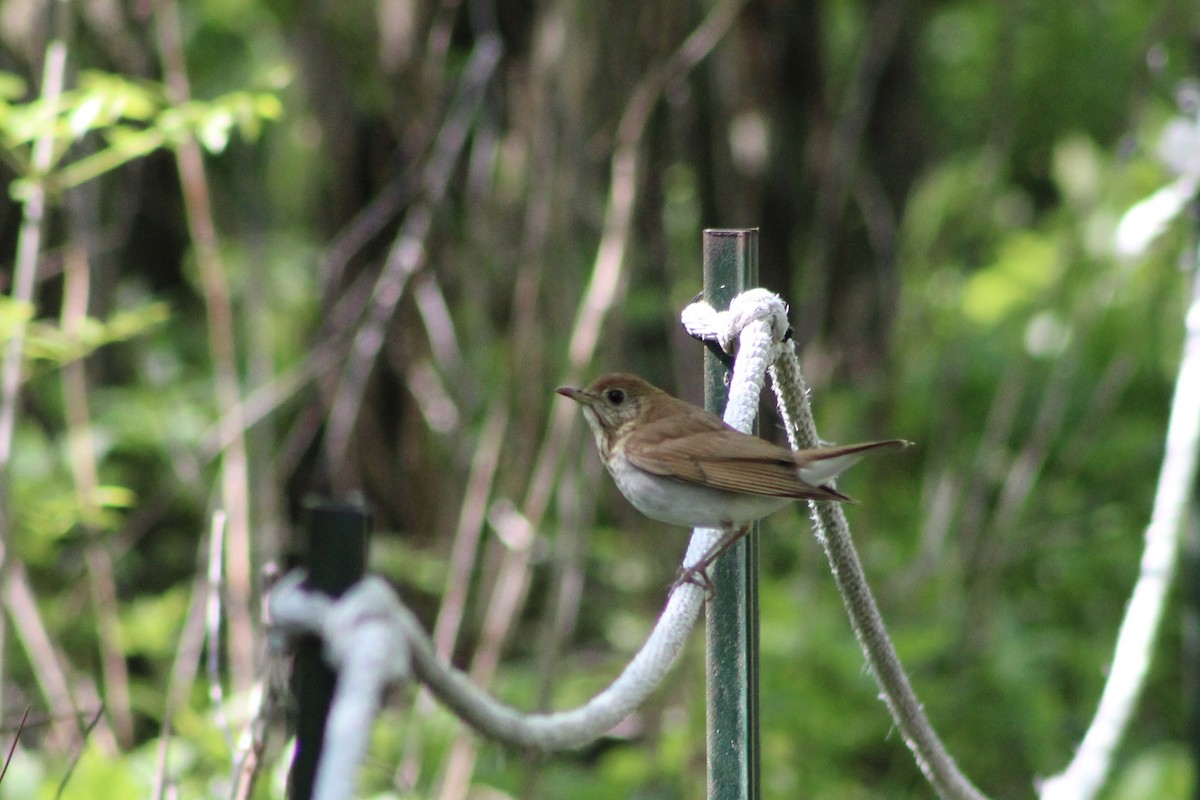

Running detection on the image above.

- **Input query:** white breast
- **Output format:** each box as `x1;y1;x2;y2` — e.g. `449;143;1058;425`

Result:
606;451;791;528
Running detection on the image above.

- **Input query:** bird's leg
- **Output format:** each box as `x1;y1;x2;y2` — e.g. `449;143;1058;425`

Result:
671;524;751;595
672;564;715;595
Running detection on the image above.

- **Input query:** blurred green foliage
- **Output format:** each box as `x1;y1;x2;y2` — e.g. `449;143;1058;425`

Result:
0;69;280;198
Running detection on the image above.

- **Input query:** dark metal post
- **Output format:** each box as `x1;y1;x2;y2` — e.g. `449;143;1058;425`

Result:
702;228;761;800
289;499;370;800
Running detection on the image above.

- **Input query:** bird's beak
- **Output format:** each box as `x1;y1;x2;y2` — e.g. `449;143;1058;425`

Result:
556;386;584;403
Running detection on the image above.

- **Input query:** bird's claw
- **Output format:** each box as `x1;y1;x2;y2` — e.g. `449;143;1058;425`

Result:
671;564;715;597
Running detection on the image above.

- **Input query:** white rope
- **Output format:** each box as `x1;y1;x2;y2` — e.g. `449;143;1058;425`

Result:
679;288;789;570
1040;242;1200;800
269;575;413;800
1038;112;1200;800
266;289;793;796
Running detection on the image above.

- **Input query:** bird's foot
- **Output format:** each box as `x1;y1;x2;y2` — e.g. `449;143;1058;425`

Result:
670;564;715;597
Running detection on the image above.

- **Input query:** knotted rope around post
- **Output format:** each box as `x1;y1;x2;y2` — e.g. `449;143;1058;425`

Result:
268;290;791;800
678;288;791;575
684;291;988;800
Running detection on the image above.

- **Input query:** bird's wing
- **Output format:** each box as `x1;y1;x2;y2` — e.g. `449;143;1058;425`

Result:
628;429;909;501
624;427;852;500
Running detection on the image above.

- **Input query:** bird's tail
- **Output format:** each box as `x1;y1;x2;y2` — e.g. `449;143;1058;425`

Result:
794;439;911;500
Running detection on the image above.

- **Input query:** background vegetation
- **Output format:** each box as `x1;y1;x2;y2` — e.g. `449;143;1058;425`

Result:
0;0;1197;797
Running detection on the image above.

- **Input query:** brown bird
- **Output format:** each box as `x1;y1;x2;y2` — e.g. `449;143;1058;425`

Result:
557;373;908;589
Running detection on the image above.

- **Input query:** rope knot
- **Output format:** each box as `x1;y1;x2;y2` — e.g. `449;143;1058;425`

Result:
681;288;790;353
321;578;412;683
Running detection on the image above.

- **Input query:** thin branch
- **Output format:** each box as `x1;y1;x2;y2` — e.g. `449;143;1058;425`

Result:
60;245;134;746
323;34;504;480
1;561;85;755
318;174;414;301
394;401;509;788
152;537;212;800
806;0;910;278
230;676;273;800
0;24;69;735
152;0;257;694
205;511;234;751
0;45;64;465
432;404;510;662
534;454;593;710
0;31;92;757
52;704;106;800
199;332;348;462
0;707;29;784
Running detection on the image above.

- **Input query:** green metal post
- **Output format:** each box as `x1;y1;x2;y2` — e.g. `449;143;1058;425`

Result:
702;228;761;800
290;499;371;800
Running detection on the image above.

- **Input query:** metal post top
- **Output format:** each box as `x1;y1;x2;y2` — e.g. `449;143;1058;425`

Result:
703;228;759;237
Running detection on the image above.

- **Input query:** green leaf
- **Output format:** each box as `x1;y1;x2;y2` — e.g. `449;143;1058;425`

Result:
67;91;108;136
103;125;167;158
93;484;137;509
101;301;172;342
119;587;190;658
961;231;1061;325
0;297;34;341
53;739;144;799
0;70;27;99
22;302;169;365
254;91;283;119
197;107;234;152
1102;744;1195;800
75;70;162;121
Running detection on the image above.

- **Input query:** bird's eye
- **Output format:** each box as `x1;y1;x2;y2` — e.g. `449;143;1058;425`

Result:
606;388;626;405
